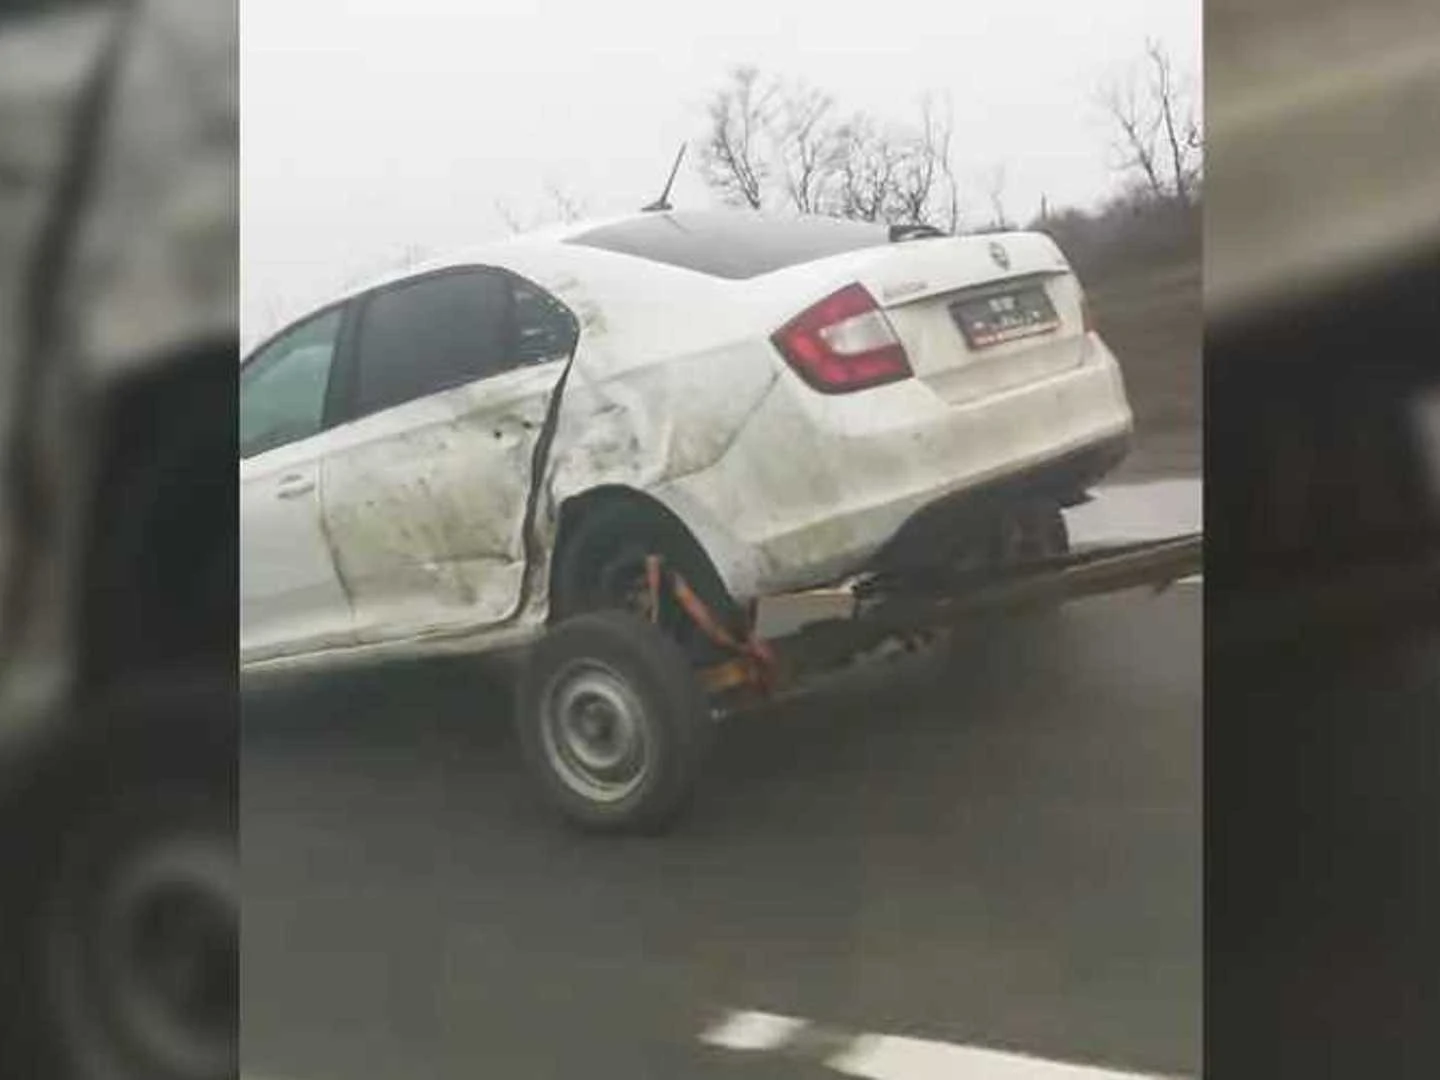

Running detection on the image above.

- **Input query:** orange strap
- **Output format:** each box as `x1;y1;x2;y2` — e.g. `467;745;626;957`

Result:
650;555;777;695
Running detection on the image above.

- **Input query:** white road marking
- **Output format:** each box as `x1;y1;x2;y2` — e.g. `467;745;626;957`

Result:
699;1008;809;1051
826;1033;1183;1080
702;1009;1187;1080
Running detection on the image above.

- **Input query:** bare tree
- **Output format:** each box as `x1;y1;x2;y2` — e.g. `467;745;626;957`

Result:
891;94;960;231
1098;74;1166;203
834;114;903;222
1145;39;1199;206
699;65;775;209
982;162;1010;230
494;182;589;236
545;181;589;223
926;93;963;234
698;69;964;230
1098;39;1202;207
772;83;844;214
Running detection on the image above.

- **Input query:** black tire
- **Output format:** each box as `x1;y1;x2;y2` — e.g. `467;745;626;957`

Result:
550;500;743;666
48;792;235;1080
516;610;713;834
0;684;236;1080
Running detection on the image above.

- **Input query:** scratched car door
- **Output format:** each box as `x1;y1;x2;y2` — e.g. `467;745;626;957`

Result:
318;267;576;643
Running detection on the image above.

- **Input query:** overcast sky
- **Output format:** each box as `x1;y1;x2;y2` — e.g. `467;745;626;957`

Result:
240;0;1199;346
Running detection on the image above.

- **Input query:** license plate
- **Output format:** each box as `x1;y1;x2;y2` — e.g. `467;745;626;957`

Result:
950;286;1060;349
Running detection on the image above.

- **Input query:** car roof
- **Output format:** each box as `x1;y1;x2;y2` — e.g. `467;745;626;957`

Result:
339;211;650;296
252;207;892;357
239;211;646;361
342;207;893;296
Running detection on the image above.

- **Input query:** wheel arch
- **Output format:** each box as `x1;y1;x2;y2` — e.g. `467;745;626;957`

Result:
547;484;755;622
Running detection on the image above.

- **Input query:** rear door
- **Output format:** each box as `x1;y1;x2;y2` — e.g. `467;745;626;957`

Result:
319;267;578;643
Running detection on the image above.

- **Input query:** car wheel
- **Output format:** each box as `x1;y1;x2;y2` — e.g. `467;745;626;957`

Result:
12;785;236;1080
0;684;236;1080
516;610;713;834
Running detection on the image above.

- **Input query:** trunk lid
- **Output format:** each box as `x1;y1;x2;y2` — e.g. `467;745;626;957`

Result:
775;231;1093;404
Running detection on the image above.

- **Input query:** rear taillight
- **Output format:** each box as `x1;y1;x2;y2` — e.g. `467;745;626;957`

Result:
770;283;913;393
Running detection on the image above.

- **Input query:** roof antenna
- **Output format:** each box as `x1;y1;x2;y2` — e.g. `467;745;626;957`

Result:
641;143;687;212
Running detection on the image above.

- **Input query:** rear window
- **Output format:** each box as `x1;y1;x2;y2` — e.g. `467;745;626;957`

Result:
567;211;890;280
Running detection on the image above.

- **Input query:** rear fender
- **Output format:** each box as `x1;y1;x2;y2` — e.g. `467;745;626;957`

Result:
545;484;765;613
546;343;780;496
644;486;769;603
539;350;779;605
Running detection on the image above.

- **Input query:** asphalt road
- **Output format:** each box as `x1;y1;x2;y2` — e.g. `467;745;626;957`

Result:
241;480;1200;1080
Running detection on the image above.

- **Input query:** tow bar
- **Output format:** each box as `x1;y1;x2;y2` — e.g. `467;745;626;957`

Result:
648;533;1203;704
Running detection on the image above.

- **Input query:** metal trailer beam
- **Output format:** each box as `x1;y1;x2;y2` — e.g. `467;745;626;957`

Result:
701;532;1203;698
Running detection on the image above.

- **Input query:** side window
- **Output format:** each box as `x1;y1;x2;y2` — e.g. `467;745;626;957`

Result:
352;269;511;418
512;278;579;366
239;308;341;459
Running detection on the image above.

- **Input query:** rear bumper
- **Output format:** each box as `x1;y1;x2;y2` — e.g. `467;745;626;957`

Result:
865;432;1132;575
658;339;1134;599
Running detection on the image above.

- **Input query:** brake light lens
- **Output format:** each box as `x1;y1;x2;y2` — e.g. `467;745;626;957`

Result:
770;283;913;393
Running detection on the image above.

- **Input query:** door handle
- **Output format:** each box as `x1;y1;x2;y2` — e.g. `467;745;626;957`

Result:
275;474;315;499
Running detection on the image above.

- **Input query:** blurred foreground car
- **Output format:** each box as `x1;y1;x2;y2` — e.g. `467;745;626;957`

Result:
0;3;236;1079
241;209;1134;830
1206;4;1440;1074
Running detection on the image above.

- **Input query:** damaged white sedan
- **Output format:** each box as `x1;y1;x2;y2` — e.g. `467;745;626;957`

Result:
241;210;1133;830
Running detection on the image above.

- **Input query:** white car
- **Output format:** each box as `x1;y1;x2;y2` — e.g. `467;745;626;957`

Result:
241;209;1133;828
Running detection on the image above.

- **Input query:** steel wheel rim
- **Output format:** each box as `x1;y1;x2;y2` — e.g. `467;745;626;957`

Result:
540;659;653;803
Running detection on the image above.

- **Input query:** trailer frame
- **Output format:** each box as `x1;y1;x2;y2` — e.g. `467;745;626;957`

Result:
682;532;1204;705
